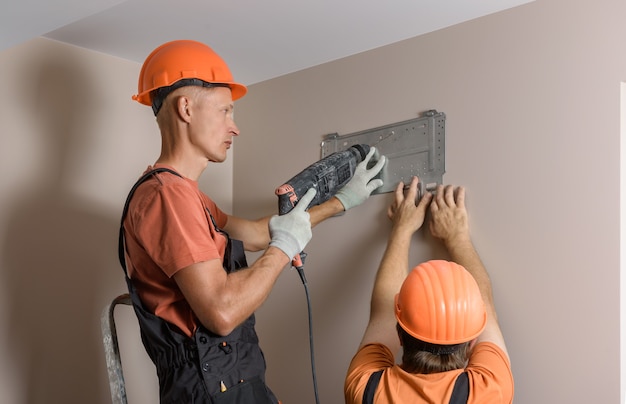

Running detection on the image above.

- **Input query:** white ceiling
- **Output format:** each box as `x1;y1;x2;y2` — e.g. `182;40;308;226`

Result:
4;0;533;86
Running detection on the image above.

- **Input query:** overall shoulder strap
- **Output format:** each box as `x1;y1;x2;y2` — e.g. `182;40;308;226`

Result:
449;371;469;404
362;369;468;404
362;369;384;404
118;168;182;276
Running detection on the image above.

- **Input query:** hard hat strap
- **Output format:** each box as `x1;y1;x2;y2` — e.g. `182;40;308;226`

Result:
415;339;464;355
151;78;231;115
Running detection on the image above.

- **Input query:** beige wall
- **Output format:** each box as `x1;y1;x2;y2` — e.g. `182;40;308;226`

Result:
0;0;623;403
234;0;624;403
0;38;231;403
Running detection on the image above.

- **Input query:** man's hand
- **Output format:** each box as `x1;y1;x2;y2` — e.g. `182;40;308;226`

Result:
269;188;316;260
387;176;432;235
429;184;470;247
335;147;386;211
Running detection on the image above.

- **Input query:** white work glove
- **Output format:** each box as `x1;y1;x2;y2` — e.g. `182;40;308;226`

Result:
335;147;386;211
269;188;317;259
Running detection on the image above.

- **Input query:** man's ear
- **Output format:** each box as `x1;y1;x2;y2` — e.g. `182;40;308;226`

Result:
467;338;478;358
176;95;192;123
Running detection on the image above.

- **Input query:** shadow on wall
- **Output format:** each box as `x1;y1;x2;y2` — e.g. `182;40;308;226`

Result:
2;49;118;403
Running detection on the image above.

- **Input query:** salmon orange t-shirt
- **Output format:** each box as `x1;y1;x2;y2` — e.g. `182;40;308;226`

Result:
345;342;514;403
123;165;229;337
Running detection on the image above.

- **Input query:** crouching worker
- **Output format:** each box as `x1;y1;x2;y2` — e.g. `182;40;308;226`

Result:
344;177;514;403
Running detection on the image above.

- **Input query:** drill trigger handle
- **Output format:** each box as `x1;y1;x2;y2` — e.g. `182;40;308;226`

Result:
293;251;307;269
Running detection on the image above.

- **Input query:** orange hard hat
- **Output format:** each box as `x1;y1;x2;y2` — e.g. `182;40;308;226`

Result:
132;39;247;108
395;260;487;345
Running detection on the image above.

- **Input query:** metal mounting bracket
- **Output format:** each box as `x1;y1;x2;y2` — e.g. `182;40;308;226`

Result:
320;109;446;195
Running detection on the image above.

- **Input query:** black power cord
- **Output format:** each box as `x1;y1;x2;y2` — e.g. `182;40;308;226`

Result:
294;253;320;404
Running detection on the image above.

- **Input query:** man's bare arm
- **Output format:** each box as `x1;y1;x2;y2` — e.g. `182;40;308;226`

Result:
429;184;509;358
359;177;432;351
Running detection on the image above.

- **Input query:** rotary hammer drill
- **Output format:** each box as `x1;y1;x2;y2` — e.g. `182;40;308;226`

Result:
275;143;371;267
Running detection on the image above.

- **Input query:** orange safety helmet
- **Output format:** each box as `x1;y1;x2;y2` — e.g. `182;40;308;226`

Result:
132;39;247;112
395;260;487;345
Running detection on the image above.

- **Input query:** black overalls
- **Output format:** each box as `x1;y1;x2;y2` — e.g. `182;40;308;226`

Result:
119;169;278;403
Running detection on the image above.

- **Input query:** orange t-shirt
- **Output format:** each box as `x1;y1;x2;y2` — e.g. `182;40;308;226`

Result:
123;165;229;337
345;342;514;403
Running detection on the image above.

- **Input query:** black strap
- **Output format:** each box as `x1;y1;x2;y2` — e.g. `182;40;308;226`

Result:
449;372;469;404
118;167;183;276
361;369;469;404
362;370;383;404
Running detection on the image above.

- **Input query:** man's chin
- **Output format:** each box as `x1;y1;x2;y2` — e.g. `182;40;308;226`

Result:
208;156;227;163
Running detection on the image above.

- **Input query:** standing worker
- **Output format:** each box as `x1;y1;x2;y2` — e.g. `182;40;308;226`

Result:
119;39;386;403
344;177;513;403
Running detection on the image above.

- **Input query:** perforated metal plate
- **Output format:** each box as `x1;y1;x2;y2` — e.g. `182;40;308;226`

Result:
320;110;446;194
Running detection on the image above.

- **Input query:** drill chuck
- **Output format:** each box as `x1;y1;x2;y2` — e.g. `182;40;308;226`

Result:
276;144;370;215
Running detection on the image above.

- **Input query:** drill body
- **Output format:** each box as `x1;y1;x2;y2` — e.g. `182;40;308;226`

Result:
275;144;371;268
275;144;370;215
